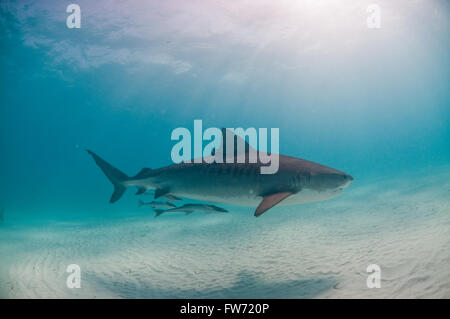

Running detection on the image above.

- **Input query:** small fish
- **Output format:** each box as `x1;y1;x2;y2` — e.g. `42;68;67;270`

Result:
160;194;182;202
138;200;176;209
153;203;228;217
144;191;182;202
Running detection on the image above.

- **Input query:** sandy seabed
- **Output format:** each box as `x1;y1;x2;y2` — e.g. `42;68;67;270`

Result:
1;166;449;298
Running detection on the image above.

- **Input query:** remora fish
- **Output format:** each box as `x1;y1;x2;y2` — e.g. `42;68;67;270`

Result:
87;130;353;217
154;203;228;217
144;191;182;202
138;200;176;209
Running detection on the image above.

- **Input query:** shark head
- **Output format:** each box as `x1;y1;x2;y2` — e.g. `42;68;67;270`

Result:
310;171;354;191
283;157;354;195
306;160;354;193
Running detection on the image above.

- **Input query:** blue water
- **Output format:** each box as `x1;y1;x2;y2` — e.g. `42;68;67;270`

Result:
0;0;449;298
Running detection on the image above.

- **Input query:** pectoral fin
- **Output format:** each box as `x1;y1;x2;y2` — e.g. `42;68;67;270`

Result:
254;192;293;217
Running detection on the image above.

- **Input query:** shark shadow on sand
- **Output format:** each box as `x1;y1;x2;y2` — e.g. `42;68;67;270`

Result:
85;270;337;298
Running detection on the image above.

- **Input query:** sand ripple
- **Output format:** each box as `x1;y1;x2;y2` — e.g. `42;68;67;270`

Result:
1;167;449;298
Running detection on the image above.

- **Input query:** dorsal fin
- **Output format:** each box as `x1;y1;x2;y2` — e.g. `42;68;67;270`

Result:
134;168;152;179
211;128;257;161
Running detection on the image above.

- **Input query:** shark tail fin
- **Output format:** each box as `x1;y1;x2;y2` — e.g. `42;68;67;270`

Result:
138;200;144;207
154;209;165;217
87;150;129;203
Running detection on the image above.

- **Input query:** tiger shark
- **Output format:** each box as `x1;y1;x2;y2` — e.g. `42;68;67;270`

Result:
87;131;353;217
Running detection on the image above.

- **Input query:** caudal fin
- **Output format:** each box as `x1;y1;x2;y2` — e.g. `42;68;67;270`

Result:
138;200;144;207
87;150;129;203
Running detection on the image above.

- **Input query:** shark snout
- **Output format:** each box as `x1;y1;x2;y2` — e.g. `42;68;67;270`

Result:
319;172;354;190
341;173;354;188
311;172;352;190
343;174;353;182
